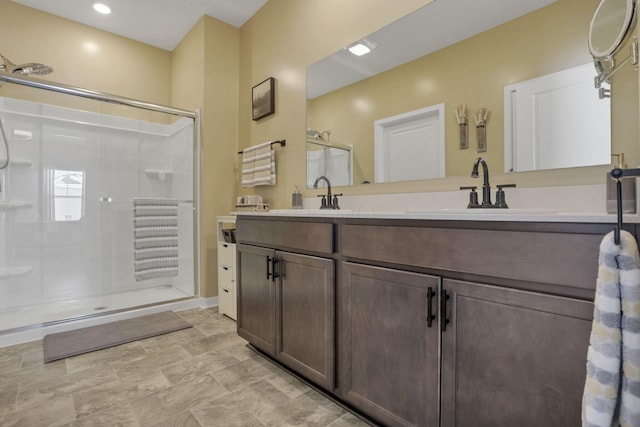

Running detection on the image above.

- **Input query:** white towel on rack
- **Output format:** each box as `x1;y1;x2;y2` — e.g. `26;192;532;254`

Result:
242;141;276;187
133;198;179;281
582;230;640;427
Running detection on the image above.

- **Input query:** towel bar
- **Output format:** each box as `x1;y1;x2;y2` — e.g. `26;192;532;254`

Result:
610;167;640;244
237;139;286;155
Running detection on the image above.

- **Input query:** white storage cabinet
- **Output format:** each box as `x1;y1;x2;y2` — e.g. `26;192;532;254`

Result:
217;216;237;320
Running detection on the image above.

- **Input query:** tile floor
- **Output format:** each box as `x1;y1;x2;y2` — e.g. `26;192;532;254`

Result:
0;307;372;427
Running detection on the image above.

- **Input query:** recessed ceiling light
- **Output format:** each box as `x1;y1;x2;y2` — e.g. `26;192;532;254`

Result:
93;2;111;14
347;39;377;57
348;44;370;56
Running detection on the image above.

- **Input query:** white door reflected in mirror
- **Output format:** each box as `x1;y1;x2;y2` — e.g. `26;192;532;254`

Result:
374;104;445;183
505;63;611;173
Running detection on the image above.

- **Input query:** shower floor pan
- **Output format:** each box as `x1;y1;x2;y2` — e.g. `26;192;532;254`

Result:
0;285;193;333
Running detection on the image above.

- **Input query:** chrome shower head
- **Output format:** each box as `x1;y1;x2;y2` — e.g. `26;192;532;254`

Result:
0;53;53;76
11;62;53;76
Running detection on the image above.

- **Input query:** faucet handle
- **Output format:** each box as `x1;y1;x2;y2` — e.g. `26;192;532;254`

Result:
460;186;479;208
495;184;516;208
316;194;328;209
332;193;343;209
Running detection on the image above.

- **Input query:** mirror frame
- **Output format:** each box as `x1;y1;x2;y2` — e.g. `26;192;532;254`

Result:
589;0;636;58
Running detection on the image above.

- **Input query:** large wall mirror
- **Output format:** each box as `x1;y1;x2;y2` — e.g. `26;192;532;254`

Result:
306;0;638;188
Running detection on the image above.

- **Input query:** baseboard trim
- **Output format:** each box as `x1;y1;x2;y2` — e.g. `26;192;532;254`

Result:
199;296;219;309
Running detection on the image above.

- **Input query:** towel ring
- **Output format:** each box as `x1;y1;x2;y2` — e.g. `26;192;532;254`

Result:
610;167;640;244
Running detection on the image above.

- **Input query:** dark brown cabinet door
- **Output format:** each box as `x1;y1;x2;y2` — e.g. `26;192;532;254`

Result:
236;244;276;355
440;279;593;427
339;262;440;427
276;252;335;390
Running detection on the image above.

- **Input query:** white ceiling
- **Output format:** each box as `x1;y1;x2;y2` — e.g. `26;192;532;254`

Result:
10;0;268;51
307;0;558;99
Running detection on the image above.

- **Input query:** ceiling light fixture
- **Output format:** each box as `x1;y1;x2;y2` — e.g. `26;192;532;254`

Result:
347;39;377;56
93;2;111;15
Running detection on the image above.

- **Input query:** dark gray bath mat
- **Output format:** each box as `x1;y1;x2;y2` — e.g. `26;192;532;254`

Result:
43;311;192;363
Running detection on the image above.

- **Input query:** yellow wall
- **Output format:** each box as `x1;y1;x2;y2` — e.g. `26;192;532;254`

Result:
172;16;240;299
239;0;638;207
238;0;435;205
0;0;172;113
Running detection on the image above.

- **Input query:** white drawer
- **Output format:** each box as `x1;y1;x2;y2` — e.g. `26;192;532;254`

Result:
218;242;235;267
218;264;236;320
218;263;234;287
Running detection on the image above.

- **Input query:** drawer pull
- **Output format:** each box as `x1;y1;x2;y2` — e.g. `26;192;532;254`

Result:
223;266;229;271
223;244;228;248
223;289;230;293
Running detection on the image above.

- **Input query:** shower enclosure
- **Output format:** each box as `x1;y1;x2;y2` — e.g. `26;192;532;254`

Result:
0;74;199;335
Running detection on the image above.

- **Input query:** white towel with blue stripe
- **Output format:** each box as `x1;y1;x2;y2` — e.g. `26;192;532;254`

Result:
582;230;640;427
133;198;179;281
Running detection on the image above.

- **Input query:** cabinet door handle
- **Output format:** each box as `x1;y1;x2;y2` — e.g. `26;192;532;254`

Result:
426;287;436;328
223;266;229;271
223;288;230;293
271;257;279;279
266;256;272;280
441;290;451;332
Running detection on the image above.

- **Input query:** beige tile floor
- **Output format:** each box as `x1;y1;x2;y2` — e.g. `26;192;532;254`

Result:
0;307;372;427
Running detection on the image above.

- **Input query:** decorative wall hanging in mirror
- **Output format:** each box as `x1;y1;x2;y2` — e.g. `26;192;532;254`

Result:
252;77;275;121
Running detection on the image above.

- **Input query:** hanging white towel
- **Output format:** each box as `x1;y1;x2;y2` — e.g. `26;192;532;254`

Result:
241;141;276;187
325;147;352;187
307;150;325;188
133;198;179;281
582;230;640;427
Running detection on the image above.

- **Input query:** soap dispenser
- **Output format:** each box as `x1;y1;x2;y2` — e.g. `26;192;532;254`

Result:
607;153;637;213
292;185;303;209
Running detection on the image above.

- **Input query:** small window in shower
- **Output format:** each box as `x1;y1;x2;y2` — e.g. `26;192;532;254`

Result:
50;169;85;221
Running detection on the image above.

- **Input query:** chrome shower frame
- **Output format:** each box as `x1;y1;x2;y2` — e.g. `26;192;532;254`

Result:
0;71;202;317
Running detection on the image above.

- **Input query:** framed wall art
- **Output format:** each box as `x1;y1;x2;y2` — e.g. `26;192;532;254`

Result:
252;77;275;121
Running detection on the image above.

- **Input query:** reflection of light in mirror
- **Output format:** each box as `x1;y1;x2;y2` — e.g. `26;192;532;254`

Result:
82;41;100;55
353;97;372;113
415;78;436;96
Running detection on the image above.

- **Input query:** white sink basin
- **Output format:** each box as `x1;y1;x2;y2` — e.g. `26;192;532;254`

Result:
405;208;557;215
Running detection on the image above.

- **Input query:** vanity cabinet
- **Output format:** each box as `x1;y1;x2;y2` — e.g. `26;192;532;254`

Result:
339;262;440;427
236;244;276;355
439;279;593;427
236;215;612;427
338;221;601;427
236;219;335;390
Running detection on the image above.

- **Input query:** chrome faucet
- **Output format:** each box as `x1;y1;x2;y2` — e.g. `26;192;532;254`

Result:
313;175;341;209
471;157;492;206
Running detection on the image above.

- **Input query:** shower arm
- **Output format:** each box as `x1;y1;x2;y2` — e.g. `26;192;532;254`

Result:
0;72;196;119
